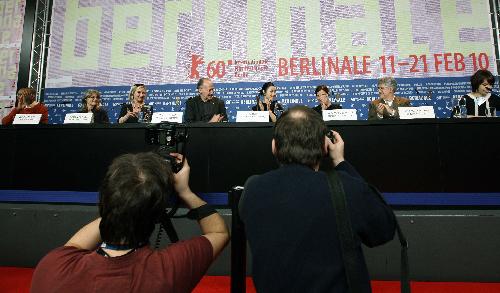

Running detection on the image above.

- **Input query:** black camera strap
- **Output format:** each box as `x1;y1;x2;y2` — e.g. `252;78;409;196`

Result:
326;170;410;293
326;170;363;293
368;184;410;293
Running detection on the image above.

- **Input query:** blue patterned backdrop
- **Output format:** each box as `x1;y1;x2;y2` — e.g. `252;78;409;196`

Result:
43;76;486;123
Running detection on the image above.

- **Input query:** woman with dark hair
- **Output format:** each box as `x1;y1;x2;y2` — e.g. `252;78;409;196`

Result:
252;82;283;122
118;84;153;123
312;85;342;115
79;89;109;123
459;69;500;117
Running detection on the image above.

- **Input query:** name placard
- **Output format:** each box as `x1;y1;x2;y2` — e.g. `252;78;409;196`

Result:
322;109;357;121
236;111;269;122
398;106;435;119
151;112;183;123
13;114;42;124
64;113;94;124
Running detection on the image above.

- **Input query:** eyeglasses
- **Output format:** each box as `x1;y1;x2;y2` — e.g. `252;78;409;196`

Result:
134;83;145;87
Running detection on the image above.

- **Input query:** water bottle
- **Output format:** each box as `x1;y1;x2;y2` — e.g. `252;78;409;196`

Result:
459;97;467;118
452;97;461;118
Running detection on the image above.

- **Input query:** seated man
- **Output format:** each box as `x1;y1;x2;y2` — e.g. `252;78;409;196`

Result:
31;152;229;293
240;106;396;293
185;78;227;123
2;87;48;125
368;77;410;120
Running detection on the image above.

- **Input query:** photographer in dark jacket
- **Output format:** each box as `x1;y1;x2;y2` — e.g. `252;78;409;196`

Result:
240;106;396;293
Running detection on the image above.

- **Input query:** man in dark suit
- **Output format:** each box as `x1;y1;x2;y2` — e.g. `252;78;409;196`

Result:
184;78;227;123
368;77;411;120
240;106;396;293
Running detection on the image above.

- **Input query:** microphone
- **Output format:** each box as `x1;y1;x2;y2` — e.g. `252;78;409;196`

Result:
423;90;433;106
335;93;341;102
209;95;218;105
328;92;342;107
275;100;284;112
114;102;127;108
175;97;187;112
45;100;73;109
414;87;432;106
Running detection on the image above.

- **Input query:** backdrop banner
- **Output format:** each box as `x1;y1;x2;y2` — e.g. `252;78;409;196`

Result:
43;0;497;123
0;0;26;120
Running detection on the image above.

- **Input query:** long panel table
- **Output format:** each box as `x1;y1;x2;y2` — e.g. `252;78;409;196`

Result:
1;118;499;196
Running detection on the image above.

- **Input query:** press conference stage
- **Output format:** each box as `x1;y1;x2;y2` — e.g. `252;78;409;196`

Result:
1;119;499;282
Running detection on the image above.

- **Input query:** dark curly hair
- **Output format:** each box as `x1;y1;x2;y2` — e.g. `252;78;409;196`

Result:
99;152;174;247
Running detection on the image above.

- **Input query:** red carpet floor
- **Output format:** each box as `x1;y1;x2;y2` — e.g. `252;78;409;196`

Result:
2;267;499;292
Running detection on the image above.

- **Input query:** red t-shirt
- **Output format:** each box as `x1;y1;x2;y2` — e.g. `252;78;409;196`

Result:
1;103;49;125
31;236;213;293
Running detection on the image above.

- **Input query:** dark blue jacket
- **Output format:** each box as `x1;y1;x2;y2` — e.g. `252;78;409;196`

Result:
240;161;396;293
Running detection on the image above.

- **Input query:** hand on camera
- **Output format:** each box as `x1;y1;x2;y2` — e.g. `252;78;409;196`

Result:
170;153;191;198
325;130;345;167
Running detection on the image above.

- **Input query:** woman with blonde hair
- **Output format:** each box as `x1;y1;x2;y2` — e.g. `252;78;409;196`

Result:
118;84;153;123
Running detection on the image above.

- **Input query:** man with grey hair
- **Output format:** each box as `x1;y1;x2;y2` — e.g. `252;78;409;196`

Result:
368;77;411;120
185;78;227;123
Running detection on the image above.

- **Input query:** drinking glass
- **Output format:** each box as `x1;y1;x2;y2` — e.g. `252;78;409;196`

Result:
486;106;496;117
445;98;454;118
452;97;462;118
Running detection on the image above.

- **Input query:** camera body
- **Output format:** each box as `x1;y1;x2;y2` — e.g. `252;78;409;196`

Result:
147;122;189;244
326;130;336;143
147;122;188;173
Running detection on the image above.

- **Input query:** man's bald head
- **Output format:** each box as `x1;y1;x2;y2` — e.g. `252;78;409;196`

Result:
273;106;327;168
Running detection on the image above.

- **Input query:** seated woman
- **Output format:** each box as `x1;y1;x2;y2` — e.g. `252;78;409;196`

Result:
1;87;48;125
79;89;109;123
312;85;342;115
252;82;283;122
460;69;500;117
118;84;153;123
